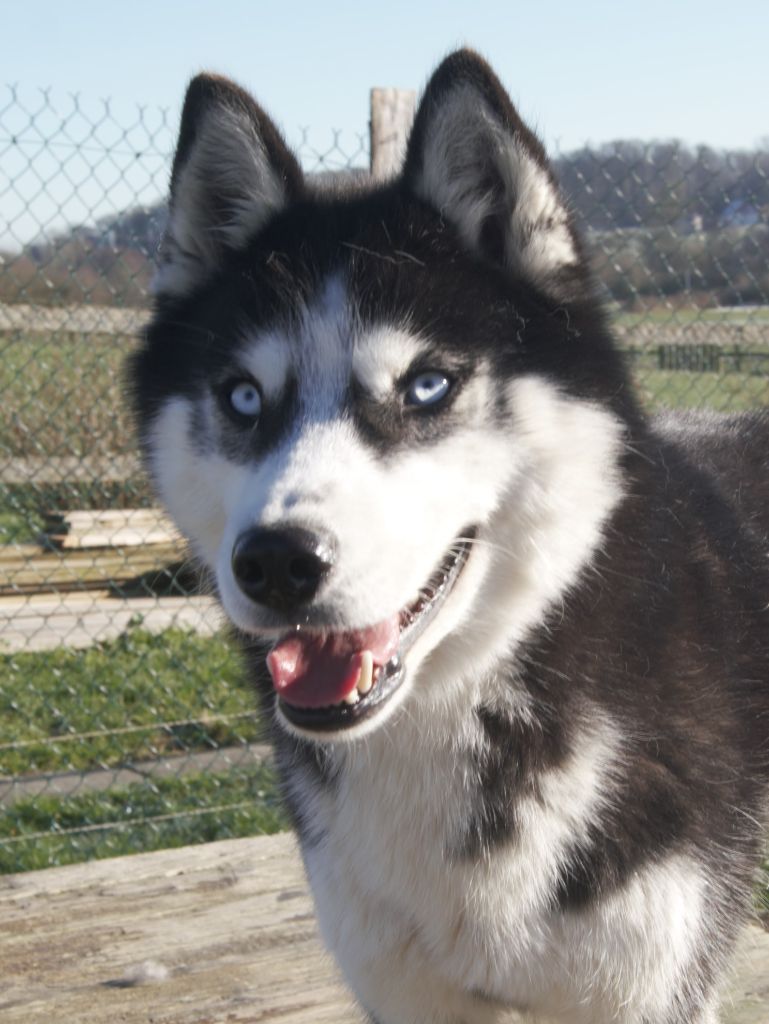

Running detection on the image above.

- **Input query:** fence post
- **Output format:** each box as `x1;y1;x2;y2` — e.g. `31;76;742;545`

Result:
370;88;417;179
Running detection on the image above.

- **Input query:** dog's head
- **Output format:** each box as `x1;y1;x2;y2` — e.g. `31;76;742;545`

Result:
132;51;629;741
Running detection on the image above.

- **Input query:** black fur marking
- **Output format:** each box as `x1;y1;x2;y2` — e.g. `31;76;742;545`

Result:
215;375;299;463
456;701;572;858
528;438;769;910
451;423;769;909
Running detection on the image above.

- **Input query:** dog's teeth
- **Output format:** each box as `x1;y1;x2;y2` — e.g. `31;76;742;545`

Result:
357;651;374;695
344;688;360;705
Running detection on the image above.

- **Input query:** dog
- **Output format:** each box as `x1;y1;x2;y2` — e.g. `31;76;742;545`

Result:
130;49;769;1024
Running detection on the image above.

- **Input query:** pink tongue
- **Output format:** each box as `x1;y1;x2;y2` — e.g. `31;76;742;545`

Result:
266;617;400;708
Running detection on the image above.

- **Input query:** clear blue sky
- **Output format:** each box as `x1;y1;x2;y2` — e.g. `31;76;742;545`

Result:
2;1;767;249
5;0;768;152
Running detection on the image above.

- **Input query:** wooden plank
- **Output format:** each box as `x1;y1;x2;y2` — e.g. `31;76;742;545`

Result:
0;454;141;485
0;542;186;595
0;545;41;563
0;592;220;653
0;301;147;336
43;508;180;549
0;833;766;1023
370;87;416;179
0;833;363;1024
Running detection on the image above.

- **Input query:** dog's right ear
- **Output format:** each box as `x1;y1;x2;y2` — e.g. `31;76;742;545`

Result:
154;74;303;298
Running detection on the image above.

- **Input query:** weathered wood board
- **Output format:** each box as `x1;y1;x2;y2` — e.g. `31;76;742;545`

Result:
1;834;362;1024
1;833;767;1023
43;508;180;550
0;591;220;653
0;542;185;596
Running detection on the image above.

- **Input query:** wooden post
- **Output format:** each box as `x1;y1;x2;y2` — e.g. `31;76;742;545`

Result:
370;88;417;179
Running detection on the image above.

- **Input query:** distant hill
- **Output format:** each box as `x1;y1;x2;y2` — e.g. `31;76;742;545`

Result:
1;142;767;311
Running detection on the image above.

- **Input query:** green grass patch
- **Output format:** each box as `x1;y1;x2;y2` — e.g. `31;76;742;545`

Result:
0;330;137;457
0;763;288;873
0;508;43;544
756;851;769;926
634;369;769;413
614;306;769;328
760;862;769;924
0;627;260;776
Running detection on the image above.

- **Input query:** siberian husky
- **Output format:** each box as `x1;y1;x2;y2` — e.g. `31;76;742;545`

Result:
131;50;769;1024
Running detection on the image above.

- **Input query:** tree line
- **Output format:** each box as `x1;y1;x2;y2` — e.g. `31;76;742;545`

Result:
1;140;767;309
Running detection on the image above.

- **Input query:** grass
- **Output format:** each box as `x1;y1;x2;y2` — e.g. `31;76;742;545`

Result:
0;329;137;458
760;866;769;923
0;625;281;874
635;369;769;413
614;306;769;328
0;508;43;544
0;627;260;777
0;763;289;874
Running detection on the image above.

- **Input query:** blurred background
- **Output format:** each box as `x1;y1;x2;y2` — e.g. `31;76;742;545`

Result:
1;1;767;893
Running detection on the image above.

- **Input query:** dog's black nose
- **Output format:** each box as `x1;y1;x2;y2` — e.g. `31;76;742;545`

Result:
231;526;336;611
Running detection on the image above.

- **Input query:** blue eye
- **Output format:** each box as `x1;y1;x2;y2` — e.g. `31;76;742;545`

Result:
228;380;262;419
406;371;451;407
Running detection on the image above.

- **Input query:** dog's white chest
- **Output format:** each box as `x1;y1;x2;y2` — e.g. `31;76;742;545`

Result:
293;715;705;1024
296;722;569;1018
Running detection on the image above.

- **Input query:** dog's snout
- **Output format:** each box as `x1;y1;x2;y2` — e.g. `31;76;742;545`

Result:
231;526;336;611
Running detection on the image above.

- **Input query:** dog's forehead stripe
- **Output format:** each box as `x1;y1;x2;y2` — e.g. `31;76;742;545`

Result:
293;275;353;417
241;276;432;409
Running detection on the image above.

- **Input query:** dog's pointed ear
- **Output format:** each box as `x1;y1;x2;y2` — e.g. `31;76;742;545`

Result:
154;74;303;298
403;50;585;301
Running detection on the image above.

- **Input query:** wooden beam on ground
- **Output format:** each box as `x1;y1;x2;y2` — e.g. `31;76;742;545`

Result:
42;508;180;549
0;591;221;653
0;541;186;595
1;833;767;1023
1;833;363;1024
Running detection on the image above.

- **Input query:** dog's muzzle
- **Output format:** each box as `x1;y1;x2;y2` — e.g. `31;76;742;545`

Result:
230;525;477;734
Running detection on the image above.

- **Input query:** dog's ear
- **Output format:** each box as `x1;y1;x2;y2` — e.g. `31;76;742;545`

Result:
403;50;585;302
154;74;303;298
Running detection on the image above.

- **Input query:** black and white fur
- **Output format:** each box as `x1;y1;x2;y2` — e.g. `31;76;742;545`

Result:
131;51;769;1024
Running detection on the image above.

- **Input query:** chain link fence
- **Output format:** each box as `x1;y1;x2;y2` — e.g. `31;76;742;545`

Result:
1;85;768;874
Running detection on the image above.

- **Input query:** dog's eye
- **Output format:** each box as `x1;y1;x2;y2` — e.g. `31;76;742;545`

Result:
228;380;262;420
405;372;451;407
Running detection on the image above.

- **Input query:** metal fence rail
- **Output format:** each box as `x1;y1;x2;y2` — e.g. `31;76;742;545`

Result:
1;85;768;873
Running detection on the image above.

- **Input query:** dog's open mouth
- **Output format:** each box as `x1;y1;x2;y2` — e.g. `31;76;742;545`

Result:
267;528;476;732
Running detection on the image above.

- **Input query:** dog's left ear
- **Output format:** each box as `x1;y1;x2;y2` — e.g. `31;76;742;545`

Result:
403;50;586;302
